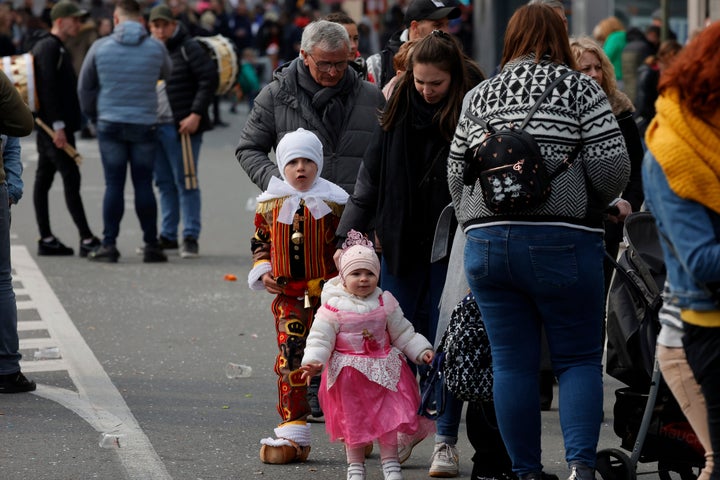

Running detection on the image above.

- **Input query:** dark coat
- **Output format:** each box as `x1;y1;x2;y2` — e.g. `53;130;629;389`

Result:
235;57;386;194
337;90;451;277
165;24;218;133
31;32;82;133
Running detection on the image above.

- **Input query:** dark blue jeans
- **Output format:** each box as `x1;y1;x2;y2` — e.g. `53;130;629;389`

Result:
0;184;20;374
96;121;159;246
465;225;604;476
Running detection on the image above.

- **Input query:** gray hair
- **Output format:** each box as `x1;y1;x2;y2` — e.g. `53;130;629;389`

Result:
527;0;564;8
300;20;350;54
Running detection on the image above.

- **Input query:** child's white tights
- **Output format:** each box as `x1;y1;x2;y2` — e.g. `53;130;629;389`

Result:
346;431;399;464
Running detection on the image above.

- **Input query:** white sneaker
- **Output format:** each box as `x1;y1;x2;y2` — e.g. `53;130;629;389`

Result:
347;463;366;480
429;442;459;477
382;459;403;480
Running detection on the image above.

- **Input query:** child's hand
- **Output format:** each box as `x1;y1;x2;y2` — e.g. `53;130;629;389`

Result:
421;350;434;365
261;272;284;294
300;363;323;384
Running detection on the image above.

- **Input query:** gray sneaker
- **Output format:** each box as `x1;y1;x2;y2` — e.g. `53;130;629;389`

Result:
180;237;199;258
568;464;596;480
429;442;459;478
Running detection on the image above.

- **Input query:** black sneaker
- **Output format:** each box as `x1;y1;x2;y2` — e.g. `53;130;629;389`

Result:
88;244;120;263
180;237;199;258
143;243;168;263
158;235;179;250
38;237;74;256
79;236;102;258
0;371;36;393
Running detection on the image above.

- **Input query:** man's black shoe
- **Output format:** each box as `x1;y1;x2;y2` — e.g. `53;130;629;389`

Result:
143;244;168;263
88;244;120;263
38;237;74;256
180;237;199;258
0;372;37;393
158;235;179;250
79;236;102;258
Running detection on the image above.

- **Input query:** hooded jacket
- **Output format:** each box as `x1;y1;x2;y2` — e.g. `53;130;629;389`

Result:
77;20;171;125
235;57;385;194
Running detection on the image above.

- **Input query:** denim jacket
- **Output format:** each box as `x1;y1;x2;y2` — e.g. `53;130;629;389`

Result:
642;151;720;311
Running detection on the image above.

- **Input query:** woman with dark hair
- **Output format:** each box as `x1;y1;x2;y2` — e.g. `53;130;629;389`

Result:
448;5;629;480
337;30;483;478
643;22;720;480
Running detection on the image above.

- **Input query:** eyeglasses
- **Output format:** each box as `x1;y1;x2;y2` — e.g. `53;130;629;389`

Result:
307;54;348;73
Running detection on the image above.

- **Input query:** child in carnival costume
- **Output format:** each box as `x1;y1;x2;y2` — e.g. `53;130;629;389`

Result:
300;231;435;480
248;128;348;464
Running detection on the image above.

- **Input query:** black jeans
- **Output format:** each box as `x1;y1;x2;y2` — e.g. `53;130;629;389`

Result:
683;323;720;480
467;400;513;478
34;130;93;240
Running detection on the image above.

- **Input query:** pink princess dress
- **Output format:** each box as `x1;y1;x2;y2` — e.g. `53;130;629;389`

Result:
304;279;433;449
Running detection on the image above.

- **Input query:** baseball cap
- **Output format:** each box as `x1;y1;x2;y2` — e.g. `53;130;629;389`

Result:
149;5;175;23
404;0;461;25
50;1;88;22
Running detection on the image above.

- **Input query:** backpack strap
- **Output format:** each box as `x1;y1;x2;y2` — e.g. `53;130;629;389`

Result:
518;70;577;130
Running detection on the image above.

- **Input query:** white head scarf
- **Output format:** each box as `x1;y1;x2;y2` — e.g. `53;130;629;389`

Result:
256;128;348;224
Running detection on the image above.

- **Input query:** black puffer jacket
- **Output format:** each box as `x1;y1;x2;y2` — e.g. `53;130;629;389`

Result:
235;58;385;194
31;32;82;133
164;24;218;132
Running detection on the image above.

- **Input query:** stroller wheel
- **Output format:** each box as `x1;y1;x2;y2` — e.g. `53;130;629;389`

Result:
596;448;635;480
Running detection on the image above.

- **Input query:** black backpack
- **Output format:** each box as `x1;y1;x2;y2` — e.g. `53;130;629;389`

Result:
462;70;582;213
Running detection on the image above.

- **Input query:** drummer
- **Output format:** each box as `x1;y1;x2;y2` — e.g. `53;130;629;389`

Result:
31;0;101;258
148;4;218;259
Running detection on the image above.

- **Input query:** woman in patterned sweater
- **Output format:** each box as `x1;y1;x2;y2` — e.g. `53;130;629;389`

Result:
446;4;629;480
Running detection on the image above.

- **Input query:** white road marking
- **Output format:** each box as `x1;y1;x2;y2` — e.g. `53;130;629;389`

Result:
14;245;172;480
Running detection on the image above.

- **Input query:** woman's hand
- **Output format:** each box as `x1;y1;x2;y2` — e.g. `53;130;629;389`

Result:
300;363;323;384
606;199;632;223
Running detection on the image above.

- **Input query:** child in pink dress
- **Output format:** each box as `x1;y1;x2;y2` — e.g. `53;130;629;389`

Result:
300;232;434;480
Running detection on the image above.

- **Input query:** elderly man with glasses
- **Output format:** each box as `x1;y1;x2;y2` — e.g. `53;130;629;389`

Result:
236;20;385;196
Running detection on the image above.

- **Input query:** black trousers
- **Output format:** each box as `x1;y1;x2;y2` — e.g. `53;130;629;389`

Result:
34;129;93;240
467;400;513;478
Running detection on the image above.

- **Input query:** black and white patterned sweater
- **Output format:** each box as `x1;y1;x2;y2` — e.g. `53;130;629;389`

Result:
447;57;630;231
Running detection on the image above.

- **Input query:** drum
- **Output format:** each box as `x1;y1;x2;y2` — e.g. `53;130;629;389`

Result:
195;35;239;96
0;53;38;112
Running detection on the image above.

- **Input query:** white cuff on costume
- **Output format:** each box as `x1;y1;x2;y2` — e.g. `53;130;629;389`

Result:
248;262;272;290
259;423;311;447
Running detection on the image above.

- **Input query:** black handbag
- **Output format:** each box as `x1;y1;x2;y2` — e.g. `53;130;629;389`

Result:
439;291;494;402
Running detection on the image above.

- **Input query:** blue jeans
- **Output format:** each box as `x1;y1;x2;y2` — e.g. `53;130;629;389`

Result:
380;258;462;443
465;225;604;475
0;184;20;374
154;123;202;241
96;121;159;246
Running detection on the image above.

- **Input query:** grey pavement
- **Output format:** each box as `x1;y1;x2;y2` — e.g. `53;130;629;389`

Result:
0;102;632;480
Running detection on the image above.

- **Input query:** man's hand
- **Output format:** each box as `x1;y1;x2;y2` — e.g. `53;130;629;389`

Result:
53;128;68;149
606;199;632;224
178;113;201;135
261;272;283;295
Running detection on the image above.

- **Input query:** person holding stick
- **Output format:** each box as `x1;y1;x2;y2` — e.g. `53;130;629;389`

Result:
30;1;101;258
149;5;217;258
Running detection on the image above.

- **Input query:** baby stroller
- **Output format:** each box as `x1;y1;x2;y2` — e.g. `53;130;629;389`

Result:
599;212;706;480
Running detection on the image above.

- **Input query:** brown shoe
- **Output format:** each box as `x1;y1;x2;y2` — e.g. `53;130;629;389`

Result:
259;438;311;464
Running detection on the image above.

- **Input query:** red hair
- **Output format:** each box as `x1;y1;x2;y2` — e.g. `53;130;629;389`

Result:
658;21;720;117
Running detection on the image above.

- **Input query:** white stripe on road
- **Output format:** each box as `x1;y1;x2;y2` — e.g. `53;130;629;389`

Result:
14;245;172;480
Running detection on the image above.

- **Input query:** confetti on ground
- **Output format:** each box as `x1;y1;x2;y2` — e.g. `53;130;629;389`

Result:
224;274;237;281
